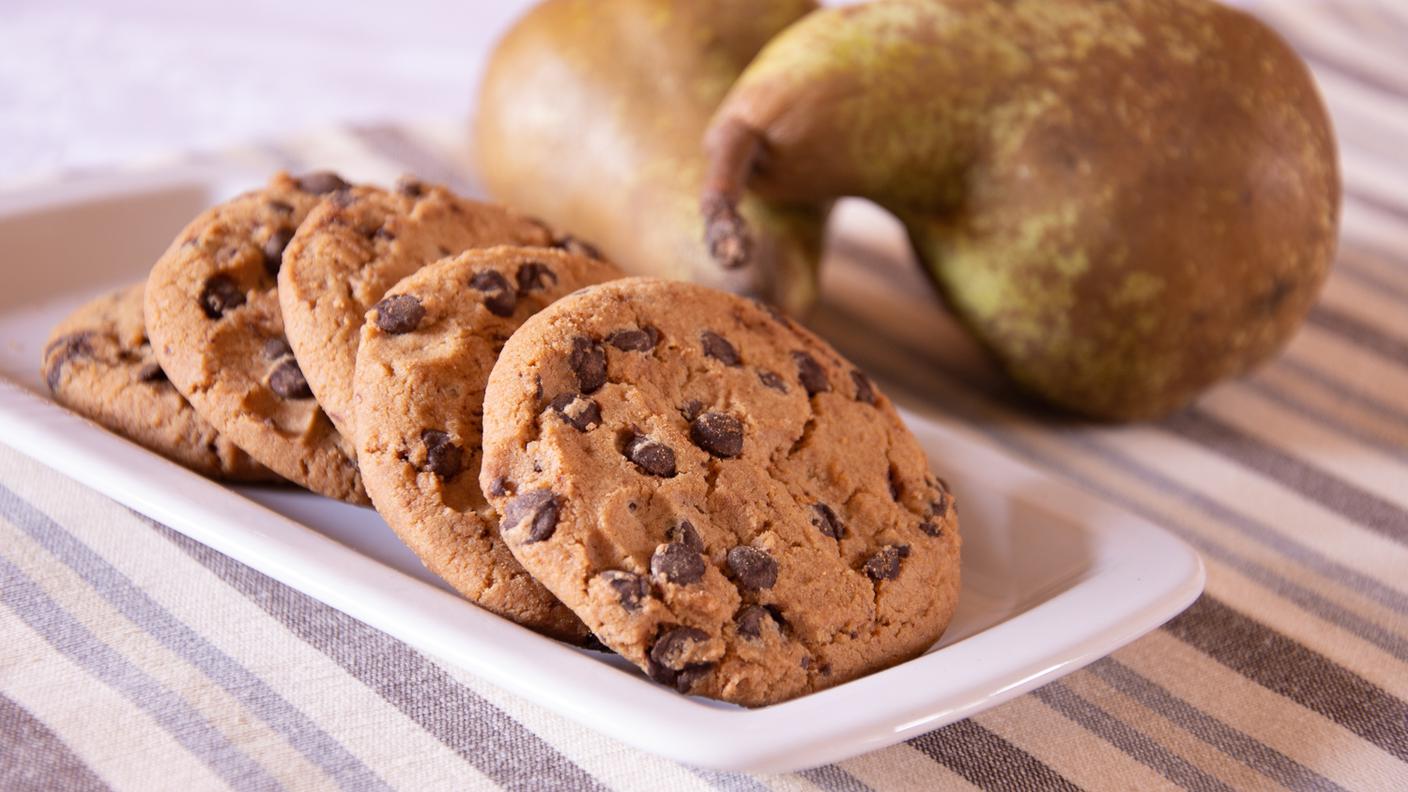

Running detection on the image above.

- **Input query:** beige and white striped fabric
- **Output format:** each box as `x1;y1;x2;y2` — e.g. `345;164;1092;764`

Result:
3;3;1407;789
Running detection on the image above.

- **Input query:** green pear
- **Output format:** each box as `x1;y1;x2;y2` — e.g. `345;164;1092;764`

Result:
703;0;1339;420
475;0;827;315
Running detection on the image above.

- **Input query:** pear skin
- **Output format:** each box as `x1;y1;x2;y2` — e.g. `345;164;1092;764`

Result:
475;0;827;315
704;0;1339;420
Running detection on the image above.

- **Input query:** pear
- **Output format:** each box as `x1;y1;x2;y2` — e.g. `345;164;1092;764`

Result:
702;0;1339;420
475;0;827;315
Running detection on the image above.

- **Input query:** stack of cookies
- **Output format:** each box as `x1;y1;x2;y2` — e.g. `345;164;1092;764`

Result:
42;171;961;707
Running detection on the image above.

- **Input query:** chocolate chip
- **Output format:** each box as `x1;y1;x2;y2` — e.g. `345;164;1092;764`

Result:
548;392;601;431
649;627;710;672
267;200;294;215
852;370;877;405
374;294;425;334
199;275;244;319
673;663;713;692
647;659;703;692
600;570;649;611
420;429;463;480
395;176;424;198
667;520;704;552
580;634;613;654
625;433;676;477
651;542;706;585
469;270;516;317
931;492;949;517
608;326;660;352
690;412;743;458
555;234;602;260
700;331;740;366
801;656;812;670
793;351;829;396
569;336;607;393
373;226;395;242
488;476;510;497
136;363;167;384
44;333;92;391
754;298;791;327
921;492;949;537
42;332;81;361
727;546;777;590
263;228;293;276
735;605;781;640
515;261;557;293
758;370;787;393
262;338;292;360
500;489;561;543
864;545;910;581
296;171;350;194
768;605;788;627
680;400;704;422
268;359;312;399
811;503;844;539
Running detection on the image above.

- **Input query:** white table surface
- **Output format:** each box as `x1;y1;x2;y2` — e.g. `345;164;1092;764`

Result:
1;0;542;186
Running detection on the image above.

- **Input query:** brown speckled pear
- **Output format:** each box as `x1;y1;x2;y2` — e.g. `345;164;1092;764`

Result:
474;0;828;317
702;0;1340;421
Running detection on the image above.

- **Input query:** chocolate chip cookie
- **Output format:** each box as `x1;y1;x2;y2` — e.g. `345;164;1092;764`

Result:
42;284;275;482
279;177;572;438
354;246;621;642
144;171;368;503
479;278;961;706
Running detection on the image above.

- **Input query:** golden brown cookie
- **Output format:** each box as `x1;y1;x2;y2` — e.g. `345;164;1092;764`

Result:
354;247;621;643
278;177;581;438
144;171;368;504
42;283;275;482
479;277;961;706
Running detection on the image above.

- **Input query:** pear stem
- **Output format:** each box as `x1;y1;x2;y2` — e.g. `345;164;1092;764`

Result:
702;118;765;270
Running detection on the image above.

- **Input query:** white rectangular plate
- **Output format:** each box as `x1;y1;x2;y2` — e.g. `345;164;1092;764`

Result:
0;167;1204;773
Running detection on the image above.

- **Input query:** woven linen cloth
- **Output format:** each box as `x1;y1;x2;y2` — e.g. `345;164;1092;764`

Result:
3;4;1408;791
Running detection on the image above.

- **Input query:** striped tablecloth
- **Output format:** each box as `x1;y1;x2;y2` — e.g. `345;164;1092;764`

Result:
3;3;1407;790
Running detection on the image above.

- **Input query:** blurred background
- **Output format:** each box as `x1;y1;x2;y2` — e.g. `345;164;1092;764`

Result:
1;1;537;184
3;0;1355;187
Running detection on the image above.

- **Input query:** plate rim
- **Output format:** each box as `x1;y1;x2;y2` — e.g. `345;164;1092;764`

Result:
0;170;1206;773
0;377;1204;772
